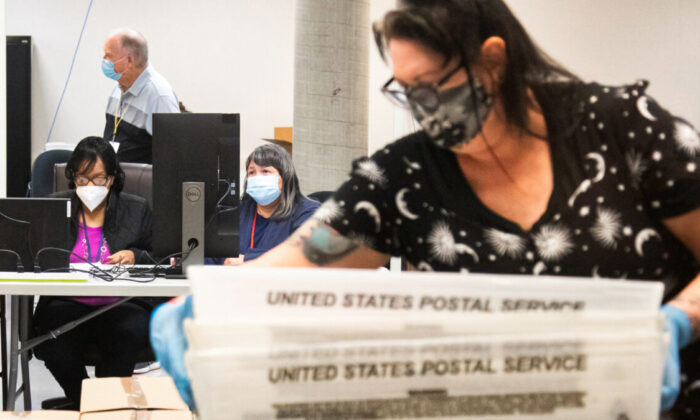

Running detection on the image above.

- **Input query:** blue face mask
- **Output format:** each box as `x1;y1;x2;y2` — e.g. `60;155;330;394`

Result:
246;175;281;206
101;58;123;81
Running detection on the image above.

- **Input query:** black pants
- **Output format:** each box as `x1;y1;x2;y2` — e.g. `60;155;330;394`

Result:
33;297;151;405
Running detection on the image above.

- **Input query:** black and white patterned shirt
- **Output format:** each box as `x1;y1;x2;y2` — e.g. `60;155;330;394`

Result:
316;80;700;301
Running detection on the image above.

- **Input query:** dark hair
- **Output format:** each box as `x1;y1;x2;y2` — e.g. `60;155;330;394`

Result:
375;0;578;135
65;136;125;193
243;143;303;219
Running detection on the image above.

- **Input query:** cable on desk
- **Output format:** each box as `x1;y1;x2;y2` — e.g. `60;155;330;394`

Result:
140;241;197;277
101;264;157;283
34;247;116;281
36;246;195;283
41;266;115;282
36;240;198;282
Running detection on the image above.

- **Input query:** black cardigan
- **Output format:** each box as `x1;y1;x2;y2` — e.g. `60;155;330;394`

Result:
51;190;153;264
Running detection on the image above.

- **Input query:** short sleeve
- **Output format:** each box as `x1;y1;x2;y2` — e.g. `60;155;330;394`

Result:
146;95;180;134
312;147;401;255
610;81;700;218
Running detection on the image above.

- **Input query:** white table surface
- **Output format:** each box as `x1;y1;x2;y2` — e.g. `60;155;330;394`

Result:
1;265;190;411
0;268;190;296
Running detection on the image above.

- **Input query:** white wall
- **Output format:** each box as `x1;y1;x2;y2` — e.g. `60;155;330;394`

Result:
507;0;700;127
5;0;700;171
5;0;295;167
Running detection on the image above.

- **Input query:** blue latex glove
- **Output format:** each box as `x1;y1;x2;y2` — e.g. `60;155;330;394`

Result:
150;295;195;408
660;304;692;411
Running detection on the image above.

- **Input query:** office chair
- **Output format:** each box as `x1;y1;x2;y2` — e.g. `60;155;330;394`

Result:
28;149;74;197
54;162;153;207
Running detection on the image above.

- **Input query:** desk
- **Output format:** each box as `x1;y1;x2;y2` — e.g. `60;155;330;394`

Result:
2;273;190;411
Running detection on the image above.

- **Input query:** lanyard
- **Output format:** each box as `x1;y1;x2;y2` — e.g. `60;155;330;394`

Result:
250;212;258;249
112;92;131;142
81;211;105;263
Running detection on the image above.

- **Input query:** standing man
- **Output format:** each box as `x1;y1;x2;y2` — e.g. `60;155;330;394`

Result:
102;28;179;163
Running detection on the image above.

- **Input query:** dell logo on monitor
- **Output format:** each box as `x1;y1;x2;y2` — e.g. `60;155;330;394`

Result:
185;186;202;202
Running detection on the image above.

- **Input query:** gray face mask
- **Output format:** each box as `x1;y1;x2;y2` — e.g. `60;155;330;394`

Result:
409;79;493;149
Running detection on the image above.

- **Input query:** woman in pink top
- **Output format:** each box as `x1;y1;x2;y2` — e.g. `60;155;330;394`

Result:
33;136;155;409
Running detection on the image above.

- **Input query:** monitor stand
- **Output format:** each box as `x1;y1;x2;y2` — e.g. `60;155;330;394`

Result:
176;181;205;279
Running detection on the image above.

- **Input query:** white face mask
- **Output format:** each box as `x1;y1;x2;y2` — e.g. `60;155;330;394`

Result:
76;186;109;212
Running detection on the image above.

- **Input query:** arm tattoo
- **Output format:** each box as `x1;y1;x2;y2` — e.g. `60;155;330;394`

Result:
299;223;358;266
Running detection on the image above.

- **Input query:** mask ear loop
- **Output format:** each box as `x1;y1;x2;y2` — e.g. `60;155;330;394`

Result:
465;65;485;139
464;0;495;139
101;185;113;232
464;64;529;195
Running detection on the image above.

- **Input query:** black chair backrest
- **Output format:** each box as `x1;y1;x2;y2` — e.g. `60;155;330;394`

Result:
308;190;334;203
53;162;153;207
30;150;74;197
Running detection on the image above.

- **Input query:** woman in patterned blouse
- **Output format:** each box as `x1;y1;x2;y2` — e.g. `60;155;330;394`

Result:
246;0;700;415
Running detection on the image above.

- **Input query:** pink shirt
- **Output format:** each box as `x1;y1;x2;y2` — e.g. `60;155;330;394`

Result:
70;224;120;306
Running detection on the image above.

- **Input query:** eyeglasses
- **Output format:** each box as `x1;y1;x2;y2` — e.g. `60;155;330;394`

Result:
381;64;463;113
75;175;110;186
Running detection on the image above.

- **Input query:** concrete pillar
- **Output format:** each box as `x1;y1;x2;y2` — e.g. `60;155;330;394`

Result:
293;0;370;195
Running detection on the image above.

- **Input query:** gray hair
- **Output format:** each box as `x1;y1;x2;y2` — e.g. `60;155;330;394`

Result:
243;143;304;219
110;28;148;68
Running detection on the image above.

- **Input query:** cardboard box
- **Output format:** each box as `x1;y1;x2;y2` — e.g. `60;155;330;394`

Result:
80;411;191;420
79;377;191;420
273;127;292;143
262;126;293;156
0;412;79;419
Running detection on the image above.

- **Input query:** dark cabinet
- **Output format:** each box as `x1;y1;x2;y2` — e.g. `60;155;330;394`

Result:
6;36;31;197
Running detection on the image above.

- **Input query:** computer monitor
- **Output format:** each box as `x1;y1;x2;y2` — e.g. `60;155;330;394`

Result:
0;198;72;272
152;113;240;273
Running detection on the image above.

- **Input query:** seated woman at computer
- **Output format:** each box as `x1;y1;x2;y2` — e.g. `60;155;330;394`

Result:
219;143;320;265
33;136;153;408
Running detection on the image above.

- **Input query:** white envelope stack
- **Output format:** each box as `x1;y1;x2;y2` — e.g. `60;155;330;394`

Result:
184;267;667;420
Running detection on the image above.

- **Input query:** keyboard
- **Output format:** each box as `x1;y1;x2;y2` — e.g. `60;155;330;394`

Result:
127;265;184;279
